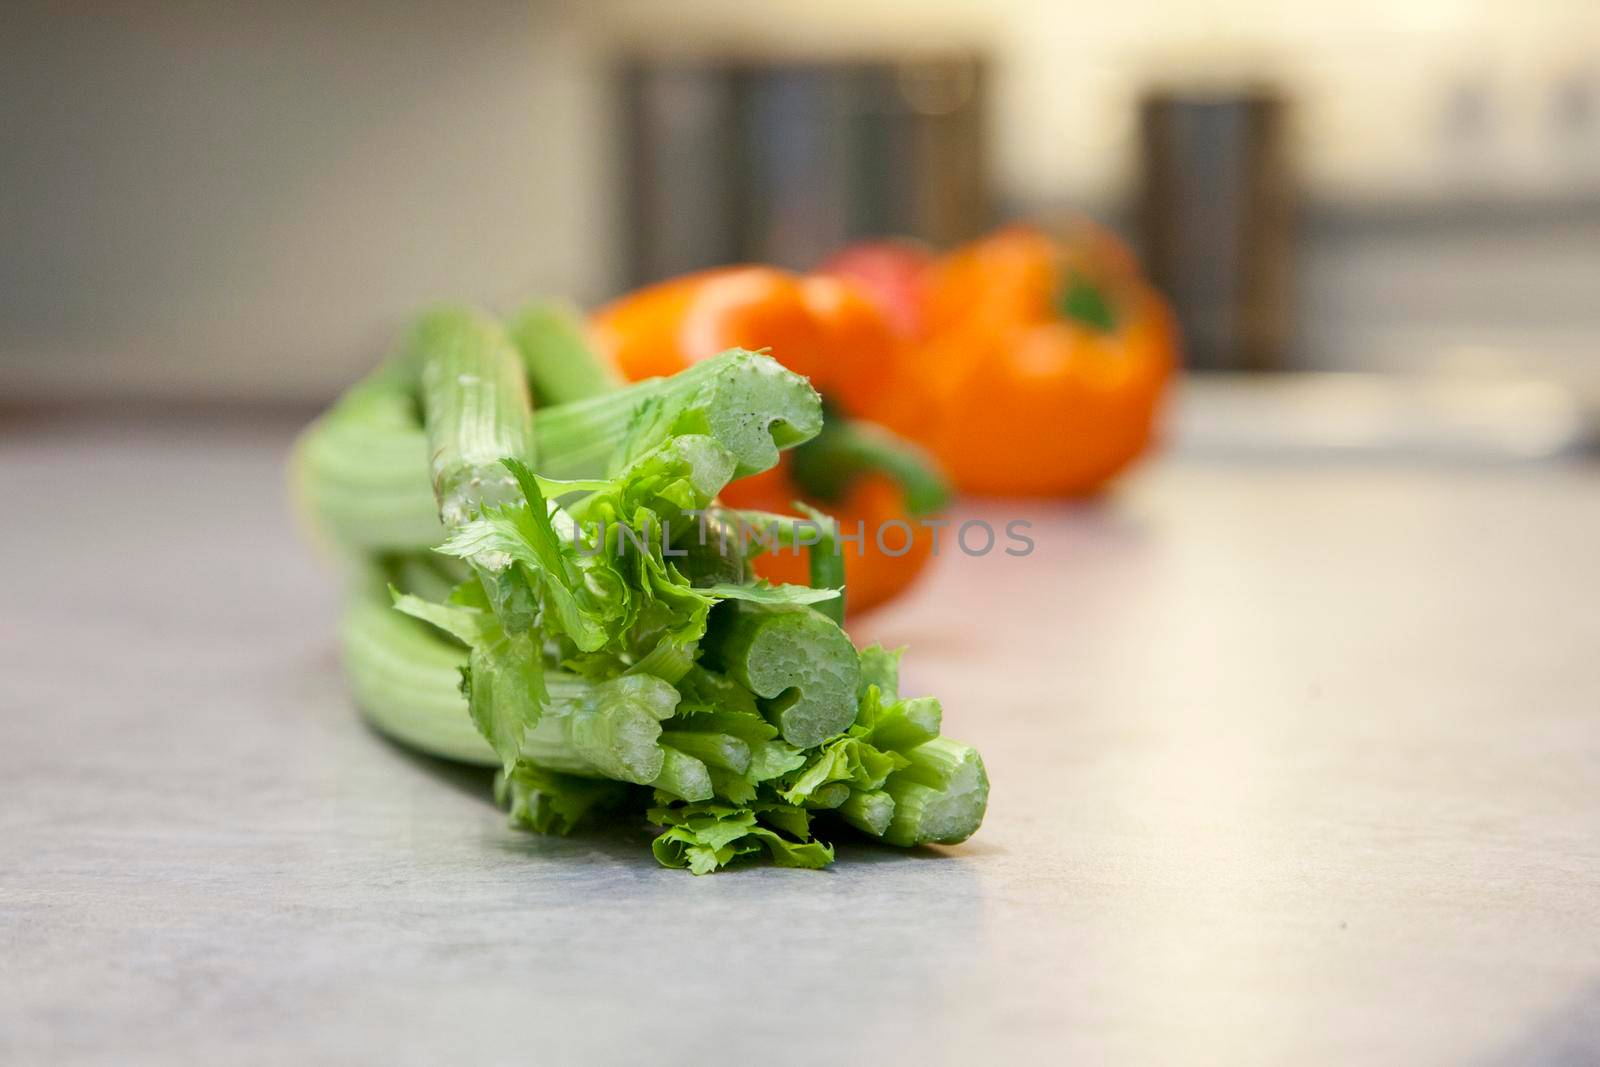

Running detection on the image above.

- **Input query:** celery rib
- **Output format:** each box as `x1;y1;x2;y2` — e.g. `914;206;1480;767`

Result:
342;596;621;776
413;308;535;527
295;348;826;552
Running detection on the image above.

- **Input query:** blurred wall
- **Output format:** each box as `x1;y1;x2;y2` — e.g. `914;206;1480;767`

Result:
598;0;1600;206
3;0;1596;405
1;1;614;405
598;0;1600;379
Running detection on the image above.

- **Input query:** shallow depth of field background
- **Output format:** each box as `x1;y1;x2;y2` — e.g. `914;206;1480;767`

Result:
3;0;1597;444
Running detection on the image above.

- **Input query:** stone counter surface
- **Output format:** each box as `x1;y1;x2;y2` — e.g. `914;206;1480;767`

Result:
4;417;1598;1064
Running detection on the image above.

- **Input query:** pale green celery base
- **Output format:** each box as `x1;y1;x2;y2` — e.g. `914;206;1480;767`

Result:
649;748;713;801
340;595;605;776
880;738;989;847
838;788;895;838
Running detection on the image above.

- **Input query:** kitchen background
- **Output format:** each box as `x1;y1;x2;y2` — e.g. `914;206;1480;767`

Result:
3;0;1597;417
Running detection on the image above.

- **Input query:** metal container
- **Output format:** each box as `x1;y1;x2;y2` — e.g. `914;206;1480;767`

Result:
621;55;989;286
1137;87;1295;371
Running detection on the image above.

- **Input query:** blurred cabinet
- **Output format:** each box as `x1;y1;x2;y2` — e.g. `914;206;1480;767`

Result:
621;55;989;285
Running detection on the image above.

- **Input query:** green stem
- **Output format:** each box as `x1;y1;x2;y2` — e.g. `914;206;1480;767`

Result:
866;695;942;753
412;307;535;528
295;348;822;553
718;507;845;623
650;748;714;802
705;601;860;748
659;731;752;775
342;592;646;777
880;738;989;846
1059;270;1118;332
789;411;950;516
509;299;622;406
838;788;895;837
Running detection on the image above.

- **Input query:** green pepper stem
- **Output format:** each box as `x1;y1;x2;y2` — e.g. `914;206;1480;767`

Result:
1059;270;1118;332
717;507;845;624
789;412;949;516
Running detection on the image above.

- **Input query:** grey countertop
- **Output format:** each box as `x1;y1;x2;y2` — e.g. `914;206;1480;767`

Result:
4;416;1599;1065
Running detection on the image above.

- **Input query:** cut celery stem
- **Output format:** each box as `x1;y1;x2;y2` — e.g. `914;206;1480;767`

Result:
658;731;752;775
556;676;679;786
868;696;943;753
666;709;776;744
880;737;989;847
524;347;821;479
626;639;697;685
804;782;850;809
412;308;535;528
707;601;860;748
651;748;714;802
838;788;895;837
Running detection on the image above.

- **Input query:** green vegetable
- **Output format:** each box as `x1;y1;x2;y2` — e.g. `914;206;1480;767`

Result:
790;400;950;516
295;347;824;554
881;737;990;847
414;307;535;528
705;601;860;748
838;788;895;837
497;763;627;835
509;299;623;406
299;303;988;872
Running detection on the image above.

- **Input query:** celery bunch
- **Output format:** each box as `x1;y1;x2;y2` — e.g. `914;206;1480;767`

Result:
294;303;987;873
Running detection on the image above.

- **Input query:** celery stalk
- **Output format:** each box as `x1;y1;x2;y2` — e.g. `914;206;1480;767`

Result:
509;299;622;406
343;593;649;778
838;788;895;837
302;305;990;873
706;601;861;748
650;748;714;802
413;308;535;527
880;737;989;846
295;348;824;552
659;731;753;775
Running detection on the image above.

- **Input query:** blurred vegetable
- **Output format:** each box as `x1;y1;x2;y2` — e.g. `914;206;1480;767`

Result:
817;239;935;339
593;266;949;612
720;408;949;614
508;300;623;406
883;224;1178;497
591;265;900;421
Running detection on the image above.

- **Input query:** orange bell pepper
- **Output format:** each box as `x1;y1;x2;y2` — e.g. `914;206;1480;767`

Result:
878;224;1178;497
720;466;931;616
717;410;947;614
817;239;936;339
591;266;900;422
591;267;949;614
